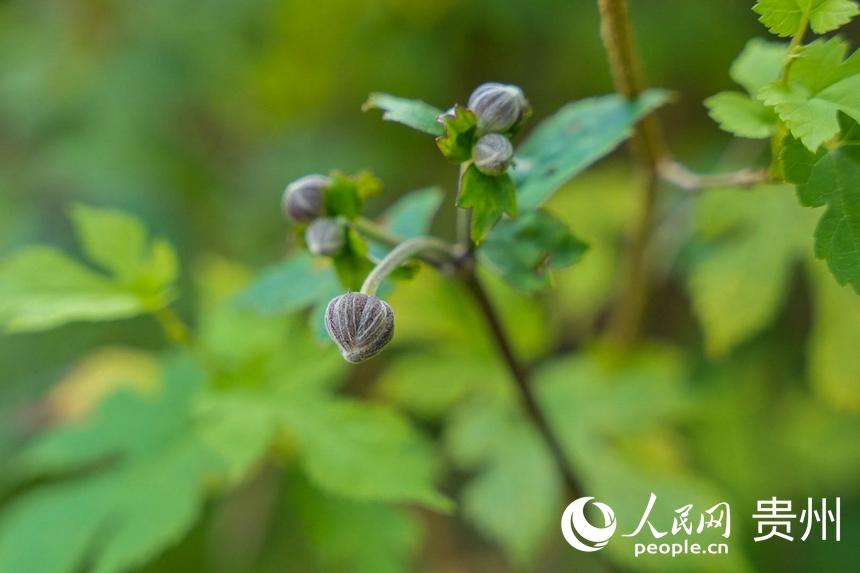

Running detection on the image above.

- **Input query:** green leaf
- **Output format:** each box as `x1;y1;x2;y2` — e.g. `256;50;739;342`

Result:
324;173;365;220
332;227;375;291
0;355;223;573
362;93;445;137
782;136;860;293
0;205;179;333
753;0;859;36
290;400;452;512
479;209;588;291
706;92;779;139
288;472;421;573
759;38;860;151
445;398;562;564
513;90;671;209
730;38;791;94
0;247;145;333
706;39;787;139
806;258;860;411
435;105;478;163
71;204;178;293
686;184;815;356
536;348;755;573
457;164;517;243
379;186;444;240
234;252;343;341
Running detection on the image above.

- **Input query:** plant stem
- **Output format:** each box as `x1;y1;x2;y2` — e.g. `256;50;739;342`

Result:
461;270;584;500
455;163;474;255
781;14;809;80
360;236;457;296
353;216;404;248
598;0;666;347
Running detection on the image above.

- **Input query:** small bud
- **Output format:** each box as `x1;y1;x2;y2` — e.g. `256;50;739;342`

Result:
282;174;330;223
473;133;513;176
305;217;346;257
325;292;394;363
467;82;528;134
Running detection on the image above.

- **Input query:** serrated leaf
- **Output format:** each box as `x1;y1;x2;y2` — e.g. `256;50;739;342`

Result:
687;185;815;356
290;400;453;512
457;164;517;243
782;136;860;292
513;90;671;209
445;399;561;564
362;93;445;137
536;348;754;573
436;105;478;163
0;355;223;573
0;247;146;333
730;38;790;94
759;38;860;151
753;0;859;36
324;173;365;220
479;209;588;291
288;472;421;573
71;204;178;292
706;91;779;139
0;204;178;333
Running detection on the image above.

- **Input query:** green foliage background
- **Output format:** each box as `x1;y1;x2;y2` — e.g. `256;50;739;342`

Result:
1;0;860;572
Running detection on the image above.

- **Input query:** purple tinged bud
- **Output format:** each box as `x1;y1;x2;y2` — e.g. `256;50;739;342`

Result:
305;217;346;257
325;292;394;363
473;133;513;176
282;174;330;223
467;82;528;134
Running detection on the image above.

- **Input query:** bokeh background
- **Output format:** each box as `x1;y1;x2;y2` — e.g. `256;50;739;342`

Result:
1;0;860;572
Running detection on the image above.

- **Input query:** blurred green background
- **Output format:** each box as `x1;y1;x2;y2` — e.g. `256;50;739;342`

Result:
1;0;860;572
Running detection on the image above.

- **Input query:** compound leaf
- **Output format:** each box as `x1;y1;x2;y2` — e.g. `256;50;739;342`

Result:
754;0;859;36
759;38;860;151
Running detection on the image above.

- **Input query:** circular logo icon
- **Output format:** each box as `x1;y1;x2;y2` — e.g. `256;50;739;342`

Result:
561;497;617;552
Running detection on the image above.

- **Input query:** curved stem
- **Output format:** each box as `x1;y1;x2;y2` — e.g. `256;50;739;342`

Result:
462;270;584;500
360;236;457;296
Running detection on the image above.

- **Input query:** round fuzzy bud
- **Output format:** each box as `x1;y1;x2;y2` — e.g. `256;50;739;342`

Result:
473;133;513;176
467;82;528;134
325;293;394;363
305;217;345;257
282;174;330;223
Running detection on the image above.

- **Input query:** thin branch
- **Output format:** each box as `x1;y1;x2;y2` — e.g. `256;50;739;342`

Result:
461;270;584;500
658;160;770;192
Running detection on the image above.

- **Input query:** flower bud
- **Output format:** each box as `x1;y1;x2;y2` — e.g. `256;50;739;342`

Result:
325;292;394;363
472;133;513;176
282;174;330;223
467;82;528;134
305;217;346;257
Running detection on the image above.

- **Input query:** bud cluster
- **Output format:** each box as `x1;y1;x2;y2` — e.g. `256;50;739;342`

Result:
281;173;349;258
465;82;529;176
